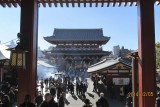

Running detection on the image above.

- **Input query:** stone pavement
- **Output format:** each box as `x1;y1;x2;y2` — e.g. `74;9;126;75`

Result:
37;78;125;107
65;78;125;107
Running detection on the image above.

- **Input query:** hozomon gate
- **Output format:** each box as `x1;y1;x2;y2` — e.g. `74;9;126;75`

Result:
0;0;160;107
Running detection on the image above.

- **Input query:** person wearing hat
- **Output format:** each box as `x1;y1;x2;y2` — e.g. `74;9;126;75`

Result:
96;92;109;107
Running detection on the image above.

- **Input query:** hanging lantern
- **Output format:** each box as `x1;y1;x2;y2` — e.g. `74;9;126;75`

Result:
7;33;28;69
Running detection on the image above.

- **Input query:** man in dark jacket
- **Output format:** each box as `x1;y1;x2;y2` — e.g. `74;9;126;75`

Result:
96;93;109;107
58;92;66;107
35;93;43;107
50;85;56;97
20;94;35;107
39;93;58;107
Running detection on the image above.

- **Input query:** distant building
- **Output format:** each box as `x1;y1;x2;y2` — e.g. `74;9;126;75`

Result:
113;45;120;58
113;45;132;58
43;28;111;73
119;46;131;57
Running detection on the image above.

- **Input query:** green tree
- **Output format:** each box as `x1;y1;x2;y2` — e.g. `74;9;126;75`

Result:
156;42;160;69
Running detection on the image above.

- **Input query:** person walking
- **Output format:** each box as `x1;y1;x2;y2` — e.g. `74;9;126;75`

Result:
96;93;109;107
35;93;43;107
39;93;58;107
58;92;66;107
40;79;44;95
20;94;35;107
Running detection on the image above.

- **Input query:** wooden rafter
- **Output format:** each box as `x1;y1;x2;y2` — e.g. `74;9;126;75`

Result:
16;0;21;6
59;0;63;7
84;0;86;7
157;0;160;5
65;0;69;7
71;0;75;7
46;0;52;7
1;0;160;7
95;0;98;7
10;0;18;7
134;1;137;6
101;0;104;7
89;0;92;7
129;0;134;6
113;0;116;7
52;0;57;7
118;0;122;7
5;0;12;7
78;0;80;7
124;0;127;7
40;0;46;7
0;0;6;7
107;0;110;7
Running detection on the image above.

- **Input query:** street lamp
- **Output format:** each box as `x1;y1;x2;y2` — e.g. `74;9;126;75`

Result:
7;33;28;69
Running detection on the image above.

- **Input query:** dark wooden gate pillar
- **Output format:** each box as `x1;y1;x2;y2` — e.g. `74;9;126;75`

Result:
18;0;38;105
137;0;156;107
131;52;139;107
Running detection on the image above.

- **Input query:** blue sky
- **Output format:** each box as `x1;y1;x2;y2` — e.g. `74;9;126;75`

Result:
0;5;160;51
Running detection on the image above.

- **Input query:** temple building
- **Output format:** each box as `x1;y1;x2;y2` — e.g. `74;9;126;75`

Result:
43;28;111;75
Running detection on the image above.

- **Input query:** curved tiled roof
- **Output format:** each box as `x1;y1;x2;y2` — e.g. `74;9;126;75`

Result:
44;28;110;44
88;58;131;73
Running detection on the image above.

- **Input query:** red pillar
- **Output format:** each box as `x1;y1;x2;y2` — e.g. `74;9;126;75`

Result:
18;0;38;105
131;52;139;107
137;0;156;107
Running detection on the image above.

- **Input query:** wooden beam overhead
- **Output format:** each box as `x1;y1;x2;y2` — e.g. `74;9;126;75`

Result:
46;0;52;7
84;0;86;7
0;3;6;7
95;0;98;7
10;0;18;7
59;0;63;7
0;0;6;7
118;0;122;7
65;0;69;7
107;0;110;7
0;0;160;7
78;0;80;7
40;0;46;7
134;1;137;6
52;0;57;7
157;1;160;5
129;0;133;6
101;0;104;7
89;0;92;7
17;0;21;6
113;0;116;7
5;0;12;7
71;0;75;7
124;0;127;7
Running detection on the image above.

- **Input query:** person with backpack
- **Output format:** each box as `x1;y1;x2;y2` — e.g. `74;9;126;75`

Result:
96;93;109;107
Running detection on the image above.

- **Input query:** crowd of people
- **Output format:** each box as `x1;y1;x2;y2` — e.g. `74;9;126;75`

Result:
0;82;18;107
0;73;138;107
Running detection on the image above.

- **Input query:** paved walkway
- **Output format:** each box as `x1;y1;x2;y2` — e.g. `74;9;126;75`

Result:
37;78;126;107
65;78;125;107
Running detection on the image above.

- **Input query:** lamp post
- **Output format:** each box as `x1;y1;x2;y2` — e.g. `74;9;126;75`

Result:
7;33;28;69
